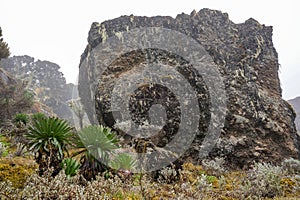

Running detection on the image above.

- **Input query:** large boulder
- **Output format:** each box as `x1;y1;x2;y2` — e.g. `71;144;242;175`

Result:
79;9;299;169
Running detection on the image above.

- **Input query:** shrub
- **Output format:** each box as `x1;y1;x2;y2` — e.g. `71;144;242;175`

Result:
202;157;226;176
239;162;285;198
282;158;300;174
0;164;36;188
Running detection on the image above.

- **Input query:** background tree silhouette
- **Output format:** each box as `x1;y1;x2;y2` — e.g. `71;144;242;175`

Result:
0;27;10;60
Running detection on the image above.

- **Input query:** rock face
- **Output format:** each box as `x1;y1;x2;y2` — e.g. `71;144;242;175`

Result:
1;55;77;123
0;67;16;87
289;97;300;132
79;9;299;169
0;67;18;123
0;67;35;123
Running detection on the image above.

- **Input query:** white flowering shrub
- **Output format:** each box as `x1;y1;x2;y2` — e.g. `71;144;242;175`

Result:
282;158;300;174
202;157;226;176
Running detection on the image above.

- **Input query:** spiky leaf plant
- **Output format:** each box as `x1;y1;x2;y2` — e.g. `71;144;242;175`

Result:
73;125;118;180
26;117;74;176
62;158;81;178
13;113;29;127
31;112;46;122
110;153;136;171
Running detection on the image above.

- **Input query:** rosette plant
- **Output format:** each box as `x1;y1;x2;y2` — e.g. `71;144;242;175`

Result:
26;117;74;176
73;125;118;180
62;158;81;178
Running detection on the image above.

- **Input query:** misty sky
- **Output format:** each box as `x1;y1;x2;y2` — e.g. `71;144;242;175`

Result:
0;0;299;100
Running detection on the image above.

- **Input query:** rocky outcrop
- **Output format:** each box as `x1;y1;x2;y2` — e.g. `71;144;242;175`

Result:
1;55;77;123
0;67;16;87
289;97;300;132
79;9;299;169
0;67;33;123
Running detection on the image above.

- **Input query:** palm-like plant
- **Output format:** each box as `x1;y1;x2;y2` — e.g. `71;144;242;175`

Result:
26;117;74;176
73;125;118;180
110;153;136;171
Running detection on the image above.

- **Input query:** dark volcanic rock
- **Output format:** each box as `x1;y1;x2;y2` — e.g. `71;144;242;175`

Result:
289;97;300;132
79;9;299;169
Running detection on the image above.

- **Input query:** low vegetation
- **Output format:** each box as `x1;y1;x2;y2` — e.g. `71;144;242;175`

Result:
0;113;300;199
0;158;300;199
